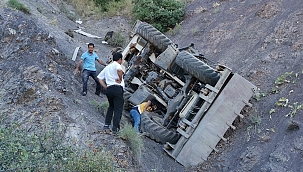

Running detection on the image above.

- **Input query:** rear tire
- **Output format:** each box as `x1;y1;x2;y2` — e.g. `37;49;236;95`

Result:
136;22;173;52
174;51;220;86
140;112;180;144
123;90;132;110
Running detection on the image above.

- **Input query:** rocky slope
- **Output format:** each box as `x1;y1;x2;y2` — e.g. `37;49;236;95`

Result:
170;0;303;171
0;0;181;171
1;0;303;171
0;5;135;171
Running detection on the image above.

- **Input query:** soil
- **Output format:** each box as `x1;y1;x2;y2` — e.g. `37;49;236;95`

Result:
1;0;303;171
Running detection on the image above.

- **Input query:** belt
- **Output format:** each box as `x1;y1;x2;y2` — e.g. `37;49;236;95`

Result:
107;85;123;89
131;106;140;113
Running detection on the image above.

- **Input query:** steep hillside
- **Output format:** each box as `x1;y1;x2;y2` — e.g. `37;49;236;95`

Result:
0;4;136;172
0;0;182;171
169;0;303;171
1;0;303;171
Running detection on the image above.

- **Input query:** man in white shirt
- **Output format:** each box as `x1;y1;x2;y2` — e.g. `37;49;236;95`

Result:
97;52;124;134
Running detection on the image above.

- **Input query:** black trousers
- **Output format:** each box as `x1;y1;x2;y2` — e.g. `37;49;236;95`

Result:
104;85;124;132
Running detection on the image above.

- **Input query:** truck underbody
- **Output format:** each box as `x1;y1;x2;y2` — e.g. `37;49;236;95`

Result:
117;21;256;167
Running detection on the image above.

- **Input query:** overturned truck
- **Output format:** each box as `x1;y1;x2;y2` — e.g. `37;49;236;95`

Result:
119;21;256;167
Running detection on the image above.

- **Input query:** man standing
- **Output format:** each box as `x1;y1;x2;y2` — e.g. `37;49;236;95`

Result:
74;43;107;96
97;52;124;134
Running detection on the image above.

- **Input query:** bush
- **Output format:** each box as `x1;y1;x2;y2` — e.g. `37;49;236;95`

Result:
93;0;112;11
62;149;115;172
91;100;109;114
0;118;115;171
132;0;185;32
93;0;133;16
107;32;127;47
66;0;133;17
106;0;133;16
119;124;144;162
7;0;30;14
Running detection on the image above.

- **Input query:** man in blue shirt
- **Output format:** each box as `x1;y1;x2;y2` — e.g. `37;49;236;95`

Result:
74;43;107;96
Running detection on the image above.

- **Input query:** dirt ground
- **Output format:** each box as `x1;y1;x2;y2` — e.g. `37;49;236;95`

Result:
173;0;303;171
1;0;303;171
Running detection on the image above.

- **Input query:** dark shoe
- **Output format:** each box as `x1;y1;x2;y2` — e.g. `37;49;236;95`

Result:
95;93;102;97
112;127;120;136
112;130;119;136
82;92;87;96
103;125;111;134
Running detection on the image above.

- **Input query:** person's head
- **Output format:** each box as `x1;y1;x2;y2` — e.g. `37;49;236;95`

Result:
88;43;94;54
150;98;158;110
113;52;123;64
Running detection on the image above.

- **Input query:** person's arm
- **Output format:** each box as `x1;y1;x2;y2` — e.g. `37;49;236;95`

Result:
97;70;107;89
143;100;152;112
97;59;107;66
115;69;123;84
74;60;83;74
99;79;107;89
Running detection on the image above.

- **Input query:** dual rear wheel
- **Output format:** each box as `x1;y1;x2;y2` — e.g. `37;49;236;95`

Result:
134;22;220;144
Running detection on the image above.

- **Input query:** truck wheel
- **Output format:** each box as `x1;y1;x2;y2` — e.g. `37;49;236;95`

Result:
123;90;132;110
140;112;180;144
136;22;173;52
174;51;220;86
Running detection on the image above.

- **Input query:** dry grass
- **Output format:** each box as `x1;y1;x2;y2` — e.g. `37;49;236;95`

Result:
119;124;144;163
65;0;99;17
64;0;134;18
106;0;133;17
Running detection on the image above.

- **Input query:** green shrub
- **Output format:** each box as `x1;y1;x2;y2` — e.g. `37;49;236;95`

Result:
106;0;133;16
132;0;185;32
0;118;115;171
94;0;113;11
107;32;127;47
66;0;133;17
91;100;109;114
63;149;115;172
94;0;133;15
119;124;144;162
7;0;30;14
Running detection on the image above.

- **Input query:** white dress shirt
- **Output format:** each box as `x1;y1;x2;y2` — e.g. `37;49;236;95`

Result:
97;61;125;88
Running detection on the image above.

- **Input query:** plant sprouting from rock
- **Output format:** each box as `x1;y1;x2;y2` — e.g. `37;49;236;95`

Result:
275;97;289;107
275;71;293;85
91;100;109;115
286;102;303;118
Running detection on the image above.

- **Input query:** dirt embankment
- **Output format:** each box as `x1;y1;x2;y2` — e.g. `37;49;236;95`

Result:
1;0;303;171
170;0;303;171
0;3;135;171
0;0;183;171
